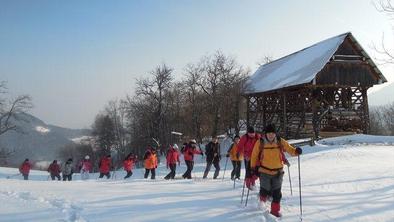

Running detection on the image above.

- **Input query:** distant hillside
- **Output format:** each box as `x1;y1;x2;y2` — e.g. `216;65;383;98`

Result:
0;113;91;165
369;82;394;106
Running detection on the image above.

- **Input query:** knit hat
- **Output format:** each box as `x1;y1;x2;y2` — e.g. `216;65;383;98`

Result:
247;126;255;133
264;124;276;134
190;139;197;144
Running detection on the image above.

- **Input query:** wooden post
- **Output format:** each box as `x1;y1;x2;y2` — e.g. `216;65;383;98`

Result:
361;87;370;134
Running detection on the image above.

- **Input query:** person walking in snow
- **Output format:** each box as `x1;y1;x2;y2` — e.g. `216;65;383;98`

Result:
144;146;158;179
48;160;61;180
80;155;92;180
226;135;243;180
164;144;180;180
182;139;203;179
62;158;74;181
203;136;221;179
237;126;261;189
250;123;302;218
19;158;32;180
99;154;112;179
123;153;136;179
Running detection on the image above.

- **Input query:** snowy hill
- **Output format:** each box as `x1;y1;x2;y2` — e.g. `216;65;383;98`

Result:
369;82;394;106
0;134;393;222
0;113;91;166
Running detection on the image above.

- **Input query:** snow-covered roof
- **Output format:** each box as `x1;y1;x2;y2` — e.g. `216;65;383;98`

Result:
245;32;386;94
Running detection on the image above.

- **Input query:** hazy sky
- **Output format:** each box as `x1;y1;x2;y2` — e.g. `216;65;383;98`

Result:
1;0;393;129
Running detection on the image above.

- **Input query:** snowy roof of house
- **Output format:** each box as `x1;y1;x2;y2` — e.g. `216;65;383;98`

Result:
245;32;387;94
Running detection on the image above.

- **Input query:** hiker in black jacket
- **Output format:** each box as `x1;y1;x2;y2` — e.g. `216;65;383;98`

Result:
203;136;221;179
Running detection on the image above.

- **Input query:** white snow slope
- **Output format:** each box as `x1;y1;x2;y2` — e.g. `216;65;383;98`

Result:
0;134;393;222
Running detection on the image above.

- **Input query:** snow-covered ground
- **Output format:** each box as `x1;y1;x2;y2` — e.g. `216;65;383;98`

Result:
1;134;393;222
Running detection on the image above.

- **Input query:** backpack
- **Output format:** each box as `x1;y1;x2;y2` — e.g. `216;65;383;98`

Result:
258;135;287;165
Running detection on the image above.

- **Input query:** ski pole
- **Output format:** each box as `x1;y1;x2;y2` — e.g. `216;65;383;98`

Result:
240;177;246;204
298;155;303;221
287;164;293;196
222;157;229;181
233;176;236;189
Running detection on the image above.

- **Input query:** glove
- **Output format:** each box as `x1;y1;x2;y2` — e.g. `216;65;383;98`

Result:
226;153;230;158
284;159;290;167
295;147;303;155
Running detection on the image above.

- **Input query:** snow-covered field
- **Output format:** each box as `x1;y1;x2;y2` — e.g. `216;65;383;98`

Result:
1;134;393;222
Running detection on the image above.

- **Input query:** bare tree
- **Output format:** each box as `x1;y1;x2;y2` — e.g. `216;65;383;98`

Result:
104;100;128;157
135;63;174;146
0;81;32;162
91;114;116;155
373;0;394;64
0;82;33;136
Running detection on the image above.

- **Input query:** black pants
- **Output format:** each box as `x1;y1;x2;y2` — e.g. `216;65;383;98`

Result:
203;160;220;179
99;172;111;179
164;164;176;179
22;174;28;180
231;160;241;179
182;160;194;179
62;174;72;181
244;160;252;178
51;174;61;180
144;168;156;179
124;170;133;179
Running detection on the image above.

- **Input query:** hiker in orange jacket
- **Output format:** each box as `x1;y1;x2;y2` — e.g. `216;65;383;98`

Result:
226;135;243;180
250;124;302;218
144;146;158;179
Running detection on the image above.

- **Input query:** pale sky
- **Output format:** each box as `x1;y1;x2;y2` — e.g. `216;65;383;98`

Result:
1;0;393;129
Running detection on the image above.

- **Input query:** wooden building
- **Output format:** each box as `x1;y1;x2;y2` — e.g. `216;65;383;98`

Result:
245;32;387;139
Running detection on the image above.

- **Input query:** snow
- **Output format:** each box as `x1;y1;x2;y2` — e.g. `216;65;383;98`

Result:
246;33;348;94
1;134;394;222
35;126;50;134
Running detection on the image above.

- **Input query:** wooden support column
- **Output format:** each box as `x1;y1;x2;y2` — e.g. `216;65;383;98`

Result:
361;87;370;134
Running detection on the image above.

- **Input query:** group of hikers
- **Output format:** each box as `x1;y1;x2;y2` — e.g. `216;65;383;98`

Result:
17;123;302;217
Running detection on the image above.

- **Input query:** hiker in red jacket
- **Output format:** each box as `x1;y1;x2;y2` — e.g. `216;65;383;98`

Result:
123;153;136;179
19;158;31;180
237;126;261;189
99;154;112;179
79;155;92;180
47;160;61;180
164;144;180;180
182;139;203;179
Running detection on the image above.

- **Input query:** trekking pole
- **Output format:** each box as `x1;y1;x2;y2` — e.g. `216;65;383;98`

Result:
298;155;303;221
245;188;250;207
222;157;229;181
287;164;293;196
240;177;246;204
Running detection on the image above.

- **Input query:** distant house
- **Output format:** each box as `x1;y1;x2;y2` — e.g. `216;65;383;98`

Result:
245;32;387;139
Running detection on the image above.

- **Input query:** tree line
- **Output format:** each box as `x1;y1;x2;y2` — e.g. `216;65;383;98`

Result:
89;51;249;160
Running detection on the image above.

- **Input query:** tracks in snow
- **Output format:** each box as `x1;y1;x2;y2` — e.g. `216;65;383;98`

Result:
1;190;87;222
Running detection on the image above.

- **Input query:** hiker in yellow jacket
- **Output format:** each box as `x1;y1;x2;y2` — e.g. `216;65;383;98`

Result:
250;124;302;218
